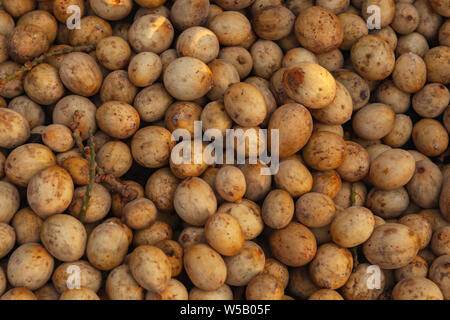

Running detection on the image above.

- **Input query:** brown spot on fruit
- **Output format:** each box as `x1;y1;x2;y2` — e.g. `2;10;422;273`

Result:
286;69;304;88
384;228;397;235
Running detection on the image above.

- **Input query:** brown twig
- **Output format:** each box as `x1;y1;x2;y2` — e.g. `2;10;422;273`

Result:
70;111;87;156
0;44;96;89
95;173;138;202
69;111;138;214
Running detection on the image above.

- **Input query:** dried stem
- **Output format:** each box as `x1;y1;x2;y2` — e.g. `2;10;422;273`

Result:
68;106;138;220
0;44;96;88
70;111;87;157
80;129;96;223
69;121;138;208
95;173;138;202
